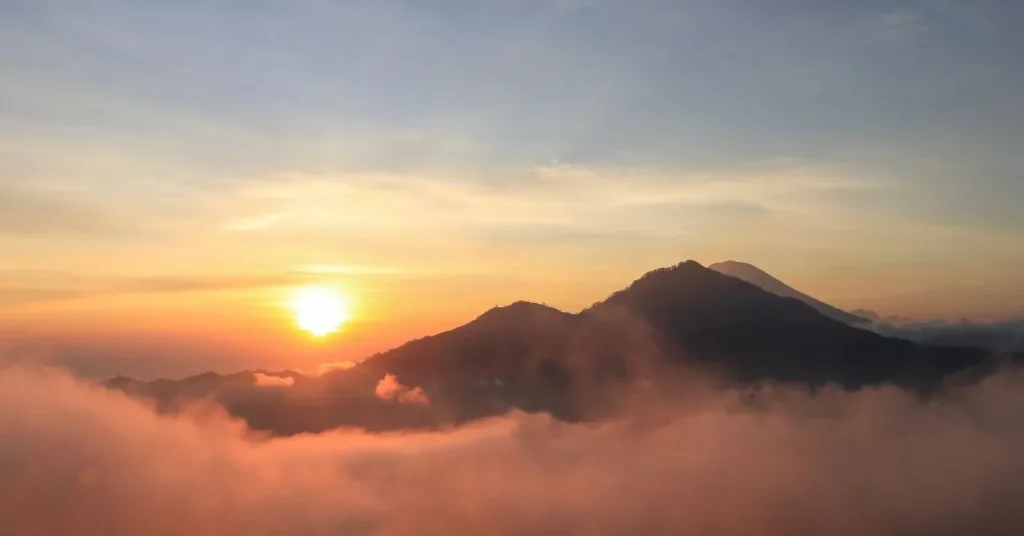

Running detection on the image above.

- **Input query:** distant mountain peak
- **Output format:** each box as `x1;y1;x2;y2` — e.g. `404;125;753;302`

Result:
708;261;869;326
711;260;759;271
712;260;782;280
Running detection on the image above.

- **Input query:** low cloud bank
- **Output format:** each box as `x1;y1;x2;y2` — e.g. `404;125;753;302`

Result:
855;311;1024;352
4;366;1024;535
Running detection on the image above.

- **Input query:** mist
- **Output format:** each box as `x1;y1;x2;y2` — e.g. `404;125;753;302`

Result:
867;316;1024;353
4;365;1024;535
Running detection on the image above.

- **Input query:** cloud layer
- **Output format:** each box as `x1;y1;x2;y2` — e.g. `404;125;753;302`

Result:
862;314;1024;353
4;365;1024;535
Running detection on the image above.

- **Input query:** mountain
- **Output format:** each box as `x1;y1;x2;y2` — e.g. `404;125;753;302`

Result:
708;260;869;325
592;261;989;388
352;261;948;396
107;261;1008;435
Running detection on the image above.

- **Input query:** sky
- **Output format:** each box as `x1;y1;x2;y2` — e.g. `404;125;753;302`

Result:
1;0;1023;377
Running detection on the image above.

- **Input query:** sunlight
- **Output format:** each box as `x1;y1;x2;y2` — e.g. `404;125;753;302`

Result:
289;286;351;337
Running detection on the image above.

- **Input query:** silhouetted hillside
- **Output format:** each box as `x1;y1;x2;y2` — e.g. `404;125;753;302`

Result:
341;300;577;421
709;260;869;325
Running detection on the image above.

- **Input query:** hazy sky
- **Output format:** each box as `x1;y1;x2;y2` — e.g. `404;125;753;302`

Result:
2;0;1023;375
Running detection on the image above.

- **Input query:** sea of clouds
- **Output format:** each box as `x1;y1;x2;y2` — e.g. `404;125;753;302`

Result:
4;364;1024;535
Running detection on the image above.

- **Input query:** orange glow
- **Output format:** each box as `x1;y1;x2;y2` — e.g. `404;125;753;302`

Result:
289;286;351;337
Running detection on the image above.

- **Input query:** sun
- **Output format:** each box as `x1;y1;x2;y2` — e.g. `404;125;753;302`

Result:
289;286;351;337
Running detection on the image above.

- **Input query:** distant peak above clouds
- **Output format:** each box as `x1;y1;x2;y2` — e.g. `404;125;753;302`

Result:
708;261;869;326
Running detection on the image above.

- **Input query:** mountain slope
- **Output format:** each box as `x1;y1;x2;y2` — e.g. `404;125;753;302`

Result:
708;260;869;325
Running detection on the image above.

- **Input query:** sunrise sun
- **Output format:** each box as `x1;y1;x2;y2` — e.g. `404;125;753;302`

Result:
290;286;351;337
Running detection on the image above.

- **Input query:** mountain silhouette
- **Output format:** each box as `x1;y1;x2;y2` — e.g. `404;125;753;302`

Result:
590;261;992;388
708;260;869;325
107;260;1010;434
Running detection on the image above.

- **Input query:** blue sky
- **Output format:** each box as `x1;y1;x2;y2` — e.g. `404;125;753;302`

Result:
1;0;1023;326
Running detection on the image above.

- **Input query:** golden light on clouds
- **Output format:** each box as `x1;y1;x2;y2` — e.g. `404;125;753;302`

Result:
289;286;351;337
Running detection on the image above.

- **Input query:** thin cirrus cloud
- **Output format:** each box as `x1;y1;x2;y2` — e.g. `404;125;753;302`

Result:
0;184;119;237
0;273;314;308
221;162;887;240
296;265;406;276
0;287;86;307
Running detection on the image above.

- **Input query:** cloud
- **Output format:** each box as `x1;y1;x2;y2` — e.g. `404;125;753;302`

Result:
0;184;119;237
375;373;430;405
0;343;56;369
297;265;405;276
225;212;291;231
863;8;928;45
253;372;295;387
5;366;1024;534
399;387;429;405
119;273;309;294
316;361;357;375
0;271;321;308
0;287;86;307
220;162;885;244
863;314;1024;353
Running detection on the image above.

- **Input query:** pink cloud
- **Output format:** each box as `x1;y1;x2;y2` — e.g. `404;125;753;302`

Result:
375;373;430;405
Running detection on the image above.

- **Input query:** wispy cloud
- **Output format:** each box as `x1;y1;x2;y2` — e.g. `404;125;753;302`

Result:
224;212;291;232
0;184;120;237
0;288;86;307
0;272;319;307
120;274;309;294
219;161;885;242
295;265;405;276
